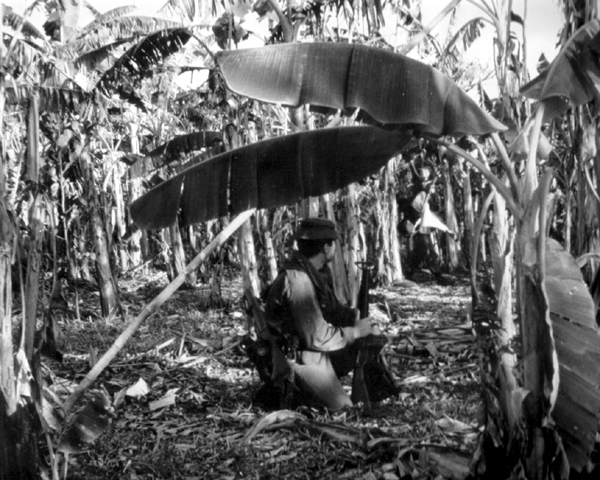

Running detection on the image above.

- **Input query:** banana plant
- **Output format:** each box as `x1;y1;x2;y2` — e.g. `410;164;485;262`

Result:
1;4;199;476
515;18;600;475
96;27;193;111
130;42;505;229
129;38;600;476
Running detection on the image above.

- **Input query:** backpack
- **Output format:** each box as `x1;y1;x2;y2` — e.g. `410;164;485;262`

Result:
242;289;307;410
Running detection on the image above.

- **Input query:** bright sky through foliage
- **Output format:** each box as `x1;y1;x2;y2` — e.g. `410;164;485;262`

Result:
4;0;563;96
5;0;563;73
419;0;562;77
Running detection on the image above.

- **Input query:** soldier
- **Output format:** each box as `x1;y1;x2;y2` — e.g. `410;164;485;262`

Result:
264;218;394;411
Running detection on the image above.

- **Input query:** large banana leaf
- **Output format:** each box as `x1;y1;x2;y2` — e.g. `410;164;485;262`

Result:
129;126;412;229
521;19;600;119
545;239;600;471
215;43;506;136
520;21;600;467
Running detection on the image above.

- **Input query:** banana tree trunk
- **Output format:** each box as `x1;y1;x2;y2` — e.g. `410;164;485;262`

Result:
343;184;363;307
77;217;92;281
0;15;17;474
300;196;320;218
371;169;401;286
325;195;352;304
113;165;129;272
238;214;260;297
127;123;143;269
374;192;389;284
182;227;198;286
463;164;475;269
563;162;576;253
444;160;459;269
591;123;600;260
518;108;560;479
577;150;586;256
490;186;517;431
24;93;42;362
0;200;20;478
58;148;78;281
225;125;261;296
386;161;404;282
92;205;120;318
442;132;562;476
480;231;487;262
169;222;191;287
260;212;278;285
0;75;39;480
24;196;44;361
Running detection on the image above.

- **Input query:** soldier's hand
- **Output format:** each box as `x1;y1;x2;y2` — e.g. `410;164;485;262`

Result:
353;318;376;339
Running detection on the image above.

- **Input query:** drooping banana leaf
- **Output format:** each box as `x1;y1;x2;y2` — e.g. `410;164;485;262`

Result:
215;43;506;136
129;126;412;229
521;19;600;119
97;28;192;101
544;239;600;471
122;132;224;179
145;131;223;162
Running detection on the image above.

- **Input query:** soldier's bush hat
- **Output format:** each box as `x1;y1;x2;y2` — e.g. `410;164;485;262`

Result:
294;217;339;240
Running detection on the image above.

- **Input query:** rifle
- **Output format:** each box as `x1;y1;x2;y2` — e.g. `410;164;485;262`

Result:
351;262;394;415
351;262;375;414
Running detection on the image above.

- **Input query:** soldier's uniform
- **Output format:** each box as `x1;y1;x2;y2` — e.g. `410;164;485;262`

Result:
263;218;396;411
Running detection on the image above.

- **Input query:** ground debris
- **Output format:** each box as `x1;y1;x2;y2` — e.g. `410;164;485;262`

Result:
49;271;478;479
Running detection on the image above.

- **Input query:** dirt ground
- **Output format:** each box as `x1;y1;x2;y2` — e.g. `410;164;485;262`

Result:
45;267;480;480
